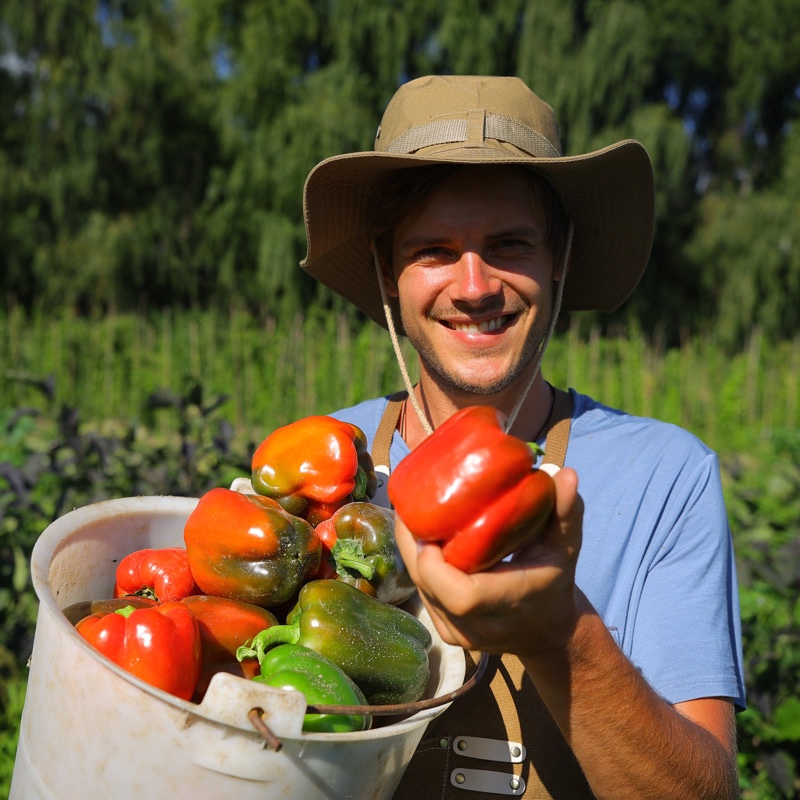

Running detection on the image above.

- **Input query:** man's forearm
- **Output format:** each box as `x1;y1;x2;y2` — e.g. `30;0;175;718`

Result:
521;593;739;800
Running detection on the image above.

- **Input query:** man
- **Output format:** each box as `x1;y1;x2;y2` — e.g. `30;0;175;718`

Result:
300;75;745;799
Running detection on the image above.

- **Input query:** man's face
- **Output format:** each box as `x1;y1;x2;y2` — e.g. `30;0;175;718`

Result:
389;165;559;398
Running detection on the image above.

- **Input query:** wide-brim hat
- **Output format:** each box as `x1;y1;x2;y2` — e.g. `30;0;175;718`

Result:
301;75;655;327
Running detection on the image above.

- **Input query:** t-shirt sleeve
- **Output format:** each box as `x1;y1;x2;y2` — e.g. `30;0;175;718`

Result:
627;453;746;709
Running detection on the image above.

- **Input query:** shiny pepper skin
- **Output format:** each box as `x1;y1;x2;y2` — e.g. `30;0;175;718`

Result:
250;416;378;526
183;487;322;608
76;602;202;701
315;502;416;605
388;405;556;573
114;546;200;602
239;579;432;706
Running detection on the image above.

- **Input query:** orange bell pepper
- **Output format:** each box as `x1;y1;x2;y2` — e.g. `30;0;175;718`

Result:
181;595;279;697
250;416;378;525
183;487;322;608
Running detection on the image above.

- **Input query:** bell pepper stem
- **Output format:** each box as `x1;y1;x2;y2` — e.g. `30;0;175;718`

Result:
332;539;375;580
236;622;301;663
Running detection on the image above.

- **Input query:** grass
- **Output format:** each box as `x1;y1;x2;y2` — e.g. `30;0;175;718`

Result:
1;307;797;458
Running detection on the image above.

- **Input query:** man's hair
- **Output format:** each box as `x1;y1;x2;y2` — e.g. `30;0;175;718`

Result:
367;163;570;273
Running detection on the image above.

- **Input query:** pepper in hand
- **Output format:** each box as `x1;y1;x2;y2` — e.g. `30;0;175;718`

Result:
238;579;432;705
250;416;378;525
183;487;321;608
253;643;370;733
388;405;556;573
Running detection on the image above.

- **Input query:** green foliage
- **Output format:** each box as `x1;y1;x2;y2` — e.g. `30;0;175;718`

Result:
724;449;800;799
0;673;26;797
3;1;800;345
687;126;800;349
0;382;252;662
3;309;798;460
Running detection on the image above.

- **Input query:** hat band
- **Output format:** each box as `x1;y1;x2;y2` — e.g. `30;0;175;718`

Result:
382;112;561;159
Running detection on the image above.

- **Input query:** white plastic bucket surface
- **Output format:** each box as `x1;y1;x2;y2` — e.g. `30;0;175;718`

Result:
10;496;466;800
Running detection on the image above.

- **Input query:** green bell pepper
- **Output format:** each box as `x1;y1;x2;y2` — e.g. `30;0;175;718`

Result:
238;579;433;705
314;502;416;605
253;643;370;733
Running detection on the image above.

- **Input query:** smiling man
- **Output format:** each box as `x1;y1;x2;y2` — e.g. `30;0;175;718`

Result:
300;75;745;799
375;163;563;443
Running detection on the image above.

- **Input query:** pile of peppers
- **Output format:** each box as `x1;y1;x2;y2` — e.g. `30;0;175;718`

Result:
71;414;431;733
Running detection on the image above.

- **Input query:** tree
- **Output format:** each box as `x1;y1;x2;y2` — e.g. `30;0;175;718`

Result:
1;0;798;344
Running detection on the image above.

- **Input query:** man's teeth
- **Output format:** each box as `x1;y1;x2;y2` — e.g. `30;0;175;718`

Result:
450;316;508;333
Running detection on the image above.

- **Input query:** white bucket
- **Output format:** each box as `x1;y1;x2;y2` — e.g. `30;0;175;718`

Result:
10;496;466;800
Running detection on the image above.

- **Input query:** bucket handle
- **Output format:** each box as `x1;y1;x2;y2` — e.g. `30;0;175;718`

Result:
247;651;489;750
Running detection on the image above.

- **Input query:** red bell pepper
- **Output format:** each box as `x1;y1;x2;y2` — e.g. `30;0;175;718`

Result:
250;415;378;526
75;602;202;701
180;595;279;665
387;405;556;573
181;595;279;697
183;487;322;608
114;546;200;602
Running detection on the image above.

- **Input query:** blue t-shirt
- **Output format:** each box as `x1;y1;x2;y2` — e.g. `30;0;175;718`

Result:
331;388;746;710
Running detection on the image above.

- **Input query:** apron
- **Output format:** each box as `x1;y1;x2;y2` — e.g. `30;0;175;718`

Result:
372;389;595;799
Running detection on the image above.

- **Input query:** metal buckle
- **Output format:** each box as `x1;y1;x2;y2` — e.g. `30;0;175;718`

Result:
452;736;526;763
450;767;526;795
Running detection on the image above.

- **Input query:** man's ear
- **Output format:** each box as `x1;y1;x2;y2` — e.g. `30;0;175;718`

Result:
383;266;399;298
372;243;399;298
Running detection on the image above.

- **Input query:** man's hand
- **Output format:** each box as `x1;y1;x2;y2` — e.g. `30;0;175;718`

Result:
394;466;739;799
393;466;584;657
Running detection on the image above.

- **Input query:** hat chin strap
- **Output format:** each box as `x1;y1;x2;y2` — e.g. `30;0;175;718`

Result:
373;247;434;436
374;219;573;438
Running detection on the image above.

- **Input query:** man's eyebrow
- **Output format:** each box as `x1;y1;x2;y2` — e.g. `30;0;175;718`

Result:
395;233;445;251
397;225;543;250
489;225;544;240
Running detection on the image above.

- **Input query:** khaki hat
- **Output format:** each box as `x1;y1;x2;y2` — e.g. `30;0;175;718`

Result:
301;75;655;326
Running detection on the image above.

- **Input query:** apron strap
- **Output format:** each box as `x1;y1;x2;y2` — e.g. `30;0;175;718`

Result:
540;387;572;469
371;391;407;470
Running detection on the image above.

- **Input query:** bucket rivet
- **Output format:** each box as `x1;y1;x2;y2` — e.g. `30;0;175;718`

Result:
510;778;521;790
439;738;449;749
511;745;521;758
457;739;467;751
454;772;466;785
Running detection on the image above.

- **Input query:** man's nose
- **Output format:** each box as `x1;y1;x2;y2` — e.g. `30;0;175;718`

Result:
452;251;502;303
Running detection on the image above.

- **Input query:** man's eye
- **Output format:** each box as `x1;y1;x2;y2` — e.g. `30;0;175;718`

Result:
415;246;450;261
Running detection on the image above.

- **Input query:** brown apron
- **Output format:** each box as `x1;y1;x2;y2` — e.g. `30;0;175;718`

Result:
372;390;595;799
